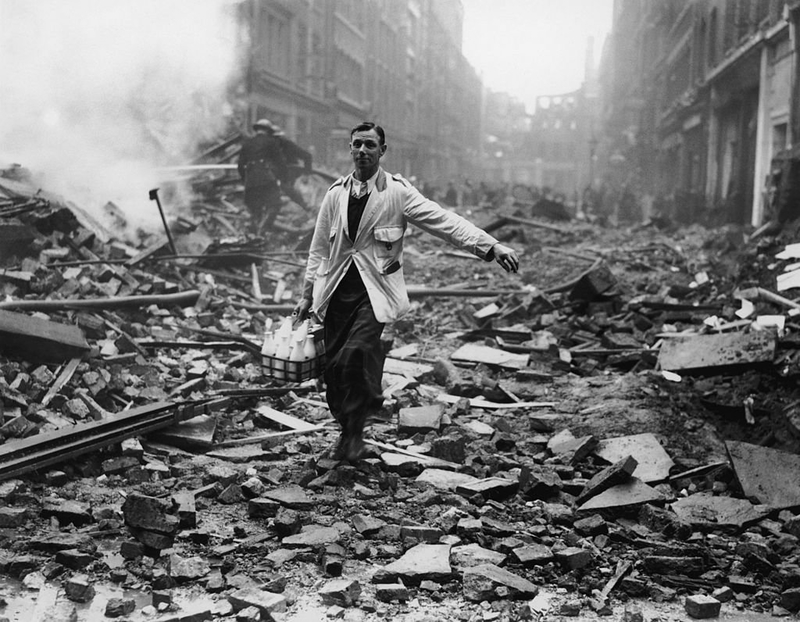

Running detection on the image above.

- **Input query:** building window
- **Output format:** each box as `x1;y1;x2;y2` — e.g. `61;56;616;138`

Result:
708;8;718;68
264;11;290;78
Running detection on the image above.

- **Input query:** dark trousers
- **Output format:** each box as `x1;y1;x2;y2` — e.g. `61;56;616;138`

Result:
244;182;282;232
323;271;385;438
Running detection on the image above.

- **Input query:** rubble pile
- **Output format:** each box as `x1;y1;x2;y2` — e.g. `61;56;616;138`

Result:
3;165;800;621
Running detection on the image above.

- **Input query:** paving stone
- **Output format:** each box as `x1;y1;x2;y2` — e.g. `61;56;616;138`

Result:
726;440;800;509
217;483;244;504
547;430;597;464
415;468;479;491
398;404;444;435
169;553;210;582
41;499;93;526
684;594;721;618
318;578;361;607
593;433;674;483
380;453;425;476
262;485;315;510
462;563;539;602
641;555;705;575
512;544;554;567
64;574;95;603
101;455;140;475
352;514;387;537
228;588;287;620
573;514;608;536
0;507;27;527
54;549;95;570
120;540;145;559
577;478;664;512
105;597;136;618
372;543;453;585
172;491;197;529
456;477;518;501
375;583;410;602
122;493;180;534
451;543;507;569
131;528;175;551
248;498;281;518
658;330;775;373
554;547;593;570
29;533;96;554
576;455;637;504
241;476;267;499
400;525;442;543
781;587;800;612
671;494;769;529
521;465;563;499
282;526;341;548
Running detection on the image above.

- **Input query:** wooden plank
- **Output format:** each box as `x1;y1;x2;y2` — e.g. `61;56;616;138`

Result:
436;393;556;410
213;425;328;448
365;439;460;470
657;330;776;373
450;343;529;369
40;358;81;407
383;357;434;378
255;405;318;432
0;310;90;362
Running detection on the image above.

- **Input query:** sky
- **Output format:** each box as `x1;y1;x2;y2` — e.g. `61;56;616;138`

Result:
462;0;614;113
0;0;240;235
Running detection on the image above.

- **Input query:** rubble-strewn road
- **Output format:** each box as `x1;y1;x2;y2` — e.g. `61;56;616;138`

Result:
3;171;800;621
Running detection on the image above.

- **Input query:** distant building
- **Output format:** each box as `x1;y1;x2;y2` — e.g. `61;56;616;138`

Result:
599;0;793;226
233;0;483;181
481;37;600;202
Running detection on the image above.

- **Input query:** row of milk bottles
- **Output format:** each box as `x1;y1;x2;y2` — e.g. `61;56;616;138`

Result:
261;317;318;380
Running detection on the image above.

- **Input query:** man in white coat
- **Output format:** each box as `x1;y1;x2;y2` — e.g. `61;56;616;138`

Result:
294;121;519;461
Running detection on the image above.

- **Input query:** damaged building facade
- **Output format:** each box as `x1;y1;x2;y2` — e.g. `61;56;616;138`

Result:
236;0;483;181
599;0;797;226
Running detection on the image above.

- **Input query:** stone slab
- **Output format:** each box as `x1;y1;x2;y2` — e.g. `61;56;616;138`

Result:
462;563;539;602
383;357;434;378
153;414;216;450
373;543;453;585
593;433;674;483
577;478;664;512
726;440;800;509
658;330;776;373
450;343;530;370
415;468;480;491
671;493;770;528
451;543;507;569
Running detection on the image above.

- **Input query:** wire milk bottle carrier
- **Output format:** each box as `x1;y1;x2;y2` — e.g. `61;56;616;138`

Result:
262;317;325;382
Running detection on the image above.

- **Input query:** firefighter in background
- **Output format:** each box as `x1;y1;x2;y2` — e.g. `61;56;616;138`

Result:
237;118;288;234
272;125;313;211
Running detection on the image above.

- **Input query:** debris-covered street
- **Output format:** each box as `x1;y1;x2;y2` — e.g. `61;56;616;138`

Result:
3;159;800;621
4;1;800;621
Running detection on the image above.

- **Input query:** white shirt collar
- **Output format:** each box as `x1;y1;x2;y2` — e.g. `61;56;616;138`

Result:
349;169;380;197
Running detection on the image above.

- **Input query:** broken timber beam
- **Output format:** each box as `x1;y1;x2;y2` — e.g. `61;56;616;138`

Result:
0;398;229;482
735;286;800;311
0;310;91;362
0;290;200;311
406;287;526;298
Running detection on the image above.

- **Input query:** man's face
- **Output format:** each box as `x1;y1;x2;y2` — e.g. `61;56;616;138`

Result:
350;129;386;178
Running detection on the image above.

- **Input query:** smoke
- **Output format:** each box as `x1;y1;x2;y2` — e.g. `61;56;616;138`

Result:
0;0;242;235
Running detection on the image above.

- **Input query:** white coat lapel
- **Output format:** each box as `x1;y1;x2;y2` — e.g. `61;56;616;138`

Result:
354;170;387;243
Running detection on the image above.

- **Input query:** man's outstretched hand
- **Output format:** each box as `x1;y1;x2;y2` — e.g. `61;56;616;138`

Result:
493;243;519;273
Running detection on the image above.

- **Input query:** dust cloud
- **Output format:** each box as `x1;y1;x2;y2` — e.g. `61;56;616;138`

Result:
0;0;242;235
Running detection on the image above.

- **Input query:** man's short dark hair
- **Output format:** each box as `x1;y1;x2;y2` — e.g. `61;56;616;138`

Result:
351;121;385;146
